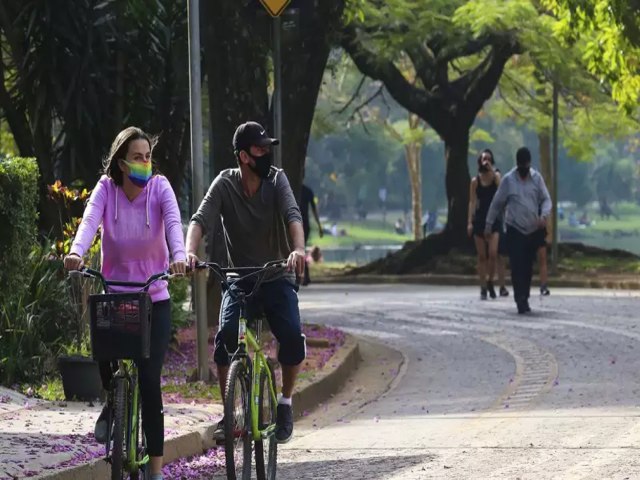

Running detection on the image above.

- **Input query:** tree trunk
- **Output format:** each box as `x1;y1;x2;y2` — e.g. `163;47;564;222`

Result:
443;130;471;244
405;142;422;240
279;0;346;201
203;2;269;178
202;1;270;326
538;131;553;244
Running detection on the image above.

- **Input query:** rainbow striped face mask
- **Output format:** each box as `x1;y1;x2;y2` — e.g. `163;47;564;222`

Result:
123;160;152;188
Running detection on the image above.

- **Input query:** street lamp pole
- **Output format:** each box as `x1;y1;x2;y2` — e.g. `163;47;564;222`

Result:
187;0;209;381
551;80;559;275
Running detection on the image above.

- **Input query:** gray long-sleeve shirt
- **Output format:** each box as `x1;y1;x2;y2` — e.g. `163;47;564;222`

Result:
485;167;552;235
190;167;302;269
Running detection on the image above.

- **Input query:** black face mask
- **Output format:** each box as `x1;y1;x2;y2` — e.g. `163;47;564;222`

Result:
479;164;489;173
517;165;530;178
247;151;273;179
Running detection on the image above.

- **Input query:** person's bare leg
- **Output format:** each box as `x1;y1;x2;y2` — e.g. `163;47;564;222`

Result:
497;255;506;287
473;236;487;287
538;246;550;295
281;364;300;399
538;247;548;286
150;456;163;475
487;233;499;283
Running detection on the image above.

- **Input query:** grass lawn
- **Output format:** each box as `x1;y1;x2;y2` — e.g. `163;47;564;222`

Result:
560;203;640;255
557;252;640;274
308;220;411;247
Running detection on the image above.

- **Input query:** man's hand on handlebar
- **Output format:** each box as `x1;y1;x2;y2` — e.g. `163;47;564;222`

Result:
186;253;200;273
287;249;306;277
63;253;84;271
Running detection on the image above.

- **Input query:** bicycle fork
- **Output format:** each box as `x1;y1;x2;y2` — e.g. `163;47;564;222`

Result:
128;371;149;470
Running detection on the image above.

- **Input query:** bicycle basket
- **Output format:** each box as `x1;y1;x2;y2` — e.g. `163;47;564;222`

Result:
89;292;152;361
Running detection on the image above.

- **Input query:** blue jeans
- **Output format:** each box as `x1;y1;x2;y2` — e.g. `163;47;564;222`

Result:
214;278;305;366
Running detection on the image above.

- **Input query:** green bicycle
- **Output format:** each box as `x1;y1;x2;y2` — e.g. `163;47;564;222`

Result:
73;267;174;480
196;260;285;480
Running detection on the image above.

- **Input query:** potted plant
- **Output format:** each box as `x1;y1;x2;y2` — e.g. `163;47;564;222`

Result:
57;272;105;402
49;181;104;401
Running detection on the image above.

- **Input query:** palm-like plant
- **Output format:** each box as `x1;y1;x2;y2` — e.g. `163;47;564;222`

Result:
0;0;190;220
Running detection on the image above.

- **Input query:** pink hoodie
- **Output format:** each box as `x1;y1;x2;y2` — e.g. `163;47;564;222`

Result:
70;175;186;302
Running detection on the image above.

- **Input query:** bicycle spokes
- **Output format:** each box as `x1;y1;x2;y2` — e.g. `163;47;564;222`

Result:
224;361;252;480
231;375;248;457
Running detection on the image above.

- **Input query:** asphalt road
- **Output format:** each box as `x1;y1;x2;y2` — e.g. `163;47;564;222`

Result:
273;284;640;479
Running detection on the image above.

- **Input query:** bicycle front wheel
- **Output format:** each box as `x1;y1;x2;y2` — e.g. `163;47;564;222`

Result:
224;360;252;480
111;377;128;480
255;366;277;480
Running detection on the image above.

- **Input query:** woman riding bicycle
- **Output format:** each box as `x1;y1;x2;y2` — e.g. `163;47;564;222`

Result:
64;126;186;480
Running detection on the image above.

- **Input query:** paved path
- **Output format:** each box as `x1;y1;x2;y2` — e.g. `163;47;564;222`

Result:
274;285;640;479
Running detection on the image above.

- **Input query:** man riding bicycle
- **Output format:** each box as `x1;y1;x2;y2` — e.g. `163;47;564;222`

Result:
186;121;306;444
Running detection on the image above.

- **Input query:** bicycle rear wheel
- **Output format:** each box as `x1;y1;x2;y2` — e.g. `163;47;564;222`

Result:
224;360;252;480
254;366;277;480
111;377;128;480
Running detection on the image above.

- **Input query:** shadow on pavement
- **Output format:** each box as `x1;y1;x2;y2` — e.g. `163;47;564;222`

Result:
274;453;433;479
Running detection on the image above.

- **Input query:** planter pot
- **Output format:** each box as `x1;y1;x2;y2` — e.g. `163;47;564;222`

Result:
57;355;105;402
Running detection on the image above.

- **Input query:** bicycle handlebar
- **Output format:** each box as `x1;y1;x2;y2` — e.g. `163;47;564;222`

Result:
195;260;287;298
69;267;175;292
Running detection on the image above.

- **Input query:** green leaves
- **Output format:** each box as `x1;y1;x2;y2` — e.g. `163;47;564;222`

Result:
0;157;39;304
1;0;190;192
541;0;640;111
453;0;538;37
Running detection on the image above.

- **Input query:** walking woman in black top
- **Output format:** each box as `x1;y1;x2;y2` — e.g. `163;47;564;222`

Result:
467;149;508;300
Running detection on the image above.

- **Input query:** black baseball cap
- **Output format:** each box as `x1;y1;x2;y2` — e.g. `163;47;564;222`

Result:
232;121;279;153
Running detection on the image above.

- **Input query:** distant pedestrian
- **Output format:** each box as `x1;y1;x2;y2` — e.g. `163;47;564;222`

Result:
300;173;323;286
535;209;550;296
485;147;552;314
467;149;507;300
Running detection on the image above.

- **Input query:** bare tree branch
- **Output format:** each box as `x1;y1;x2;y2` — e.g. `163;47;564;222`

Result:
357;110;371;135
346;83;384;123
341;24;450;136
497;86;527;120
335;74;367;114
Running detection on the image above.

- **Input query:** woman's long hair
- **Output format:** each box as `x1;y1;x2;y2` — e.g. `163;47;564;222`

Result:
103;127;158;186
476;148;496;170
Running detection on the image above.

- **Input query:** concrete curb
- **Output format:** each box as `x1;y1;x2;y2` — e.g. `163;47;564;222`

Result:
312;274;640;290
33;334;360;480
293;334;360;417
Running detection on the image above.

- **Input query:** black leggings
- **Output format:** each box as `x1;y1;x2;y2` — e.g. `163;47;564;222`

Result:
99;300;171;457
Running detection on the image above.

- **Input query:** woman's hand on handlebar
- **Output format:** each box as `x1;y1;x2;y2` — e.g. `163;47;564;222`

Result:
64;253;84;271
170;260;187;276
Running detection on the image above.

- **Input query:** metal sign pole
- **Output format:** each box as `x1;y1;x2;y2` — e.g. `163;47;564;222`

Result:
273;16;283;168
188;0;209;382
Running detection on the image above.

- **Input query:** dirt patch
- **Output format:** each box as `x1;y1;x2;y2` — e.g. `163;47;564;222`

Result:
341;238;640;276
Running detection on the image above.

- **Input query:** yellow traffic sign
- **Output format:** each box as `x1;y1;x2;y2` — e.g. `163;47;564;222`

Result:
259;0;291;17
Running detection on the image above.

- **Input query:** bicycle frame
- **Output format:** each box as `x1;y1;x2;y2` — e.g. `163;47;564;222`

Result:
196;260;285;444
236;315;278;442
72;267;171;475
107;359;149;471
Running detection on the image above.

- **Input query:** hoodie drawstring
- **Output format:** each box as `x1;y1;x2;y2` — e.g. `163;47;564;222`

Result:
114;182;150;228
146;185;150;228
